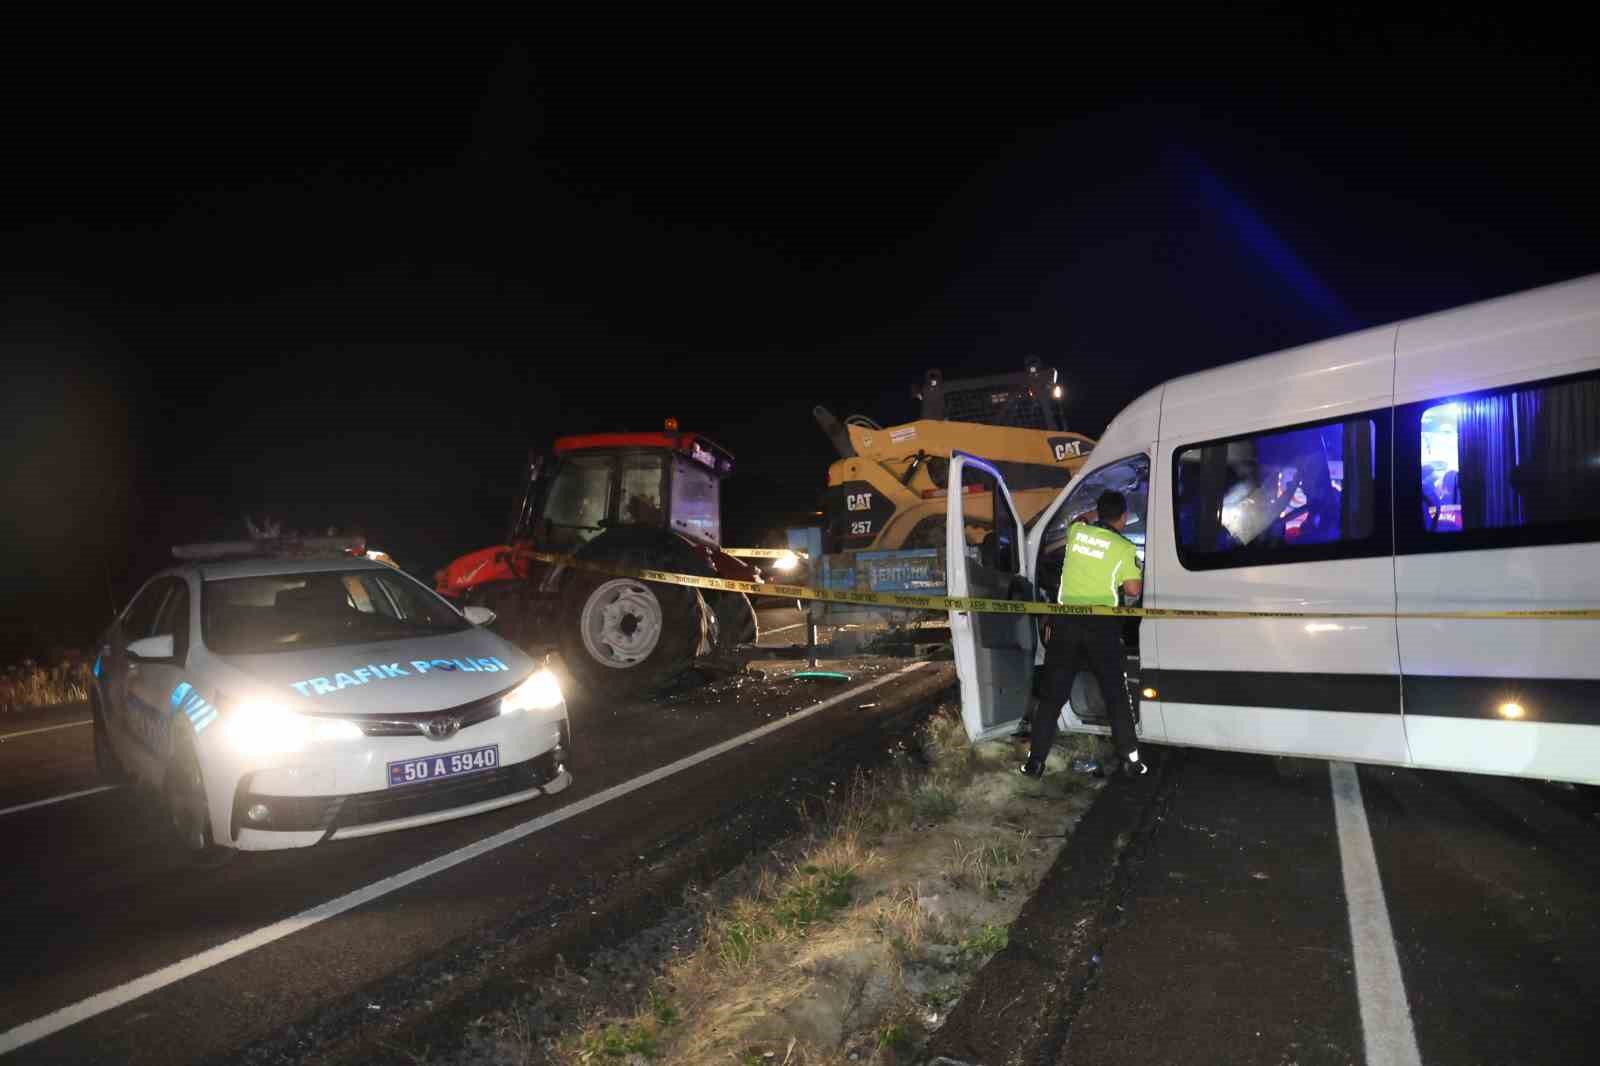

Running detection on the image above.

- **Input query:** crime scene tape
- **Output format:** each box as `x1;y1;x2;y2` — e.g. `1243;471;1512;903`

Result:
514;550;1600;622
723;547;809;560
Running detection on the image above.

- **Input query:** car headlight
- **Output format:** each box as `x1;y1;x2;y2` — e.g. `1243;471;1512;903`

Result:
772;551;800;572
500;669;564;714
220;701;362;754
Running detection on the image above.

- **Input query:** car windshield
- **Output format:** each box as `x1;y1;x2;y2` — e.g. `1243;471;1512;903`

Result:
203;569;470;654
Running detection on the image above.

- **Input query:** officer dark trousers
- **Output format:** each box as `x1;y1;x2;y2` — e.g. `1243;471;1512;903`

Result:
1028;617;1136;767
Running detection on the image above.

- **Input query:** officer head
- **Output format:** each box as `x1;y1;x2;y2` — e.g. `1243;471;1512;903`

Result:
1096;490;1128;530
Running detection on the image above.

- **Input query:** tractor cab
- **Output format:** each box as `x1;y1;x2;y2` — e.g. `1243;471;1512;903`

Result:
512;427;735;553
435;422;756;699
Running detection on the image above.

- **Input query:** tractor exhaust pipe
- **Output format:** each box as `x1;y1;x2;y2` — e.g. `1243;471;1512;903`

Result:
813;406;856;459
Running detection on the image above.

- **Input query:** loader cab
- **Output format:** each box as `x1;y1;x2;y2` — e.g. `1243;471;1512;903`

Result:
511;430;734;552
918;357;1068;431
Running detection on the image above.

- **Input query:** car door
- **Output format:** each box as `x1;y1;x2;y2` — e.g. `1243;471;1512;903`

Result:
125;578;188;770
1024;453;1158;739
106;578;173;767
947;453;1036;741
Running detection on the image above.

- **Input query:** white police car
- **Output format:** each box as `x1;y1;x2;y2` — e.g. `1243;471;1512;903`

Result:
91;539;571;853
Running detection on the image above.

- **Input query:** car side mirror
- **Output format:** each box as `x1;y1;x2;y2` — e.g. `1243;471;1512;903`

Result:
127;634;175;661
462;605;497;627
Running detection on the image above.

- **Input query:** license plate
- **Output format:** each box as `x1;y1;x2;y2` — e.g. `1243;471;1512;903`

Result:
387;744;499;787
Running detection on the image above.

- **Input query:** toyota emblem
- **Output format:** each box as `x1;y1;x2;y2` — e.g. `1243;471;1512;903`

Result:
423;715;461;740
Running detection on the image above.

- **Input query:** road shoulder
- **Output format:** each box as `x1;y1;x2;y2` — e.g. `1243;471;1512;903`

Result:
928;750;1367;1066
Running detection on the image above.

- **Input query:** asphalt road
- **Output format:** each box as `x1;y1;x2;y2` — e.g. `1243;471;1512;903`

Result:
0;659;954;1064
934;746;1600;1066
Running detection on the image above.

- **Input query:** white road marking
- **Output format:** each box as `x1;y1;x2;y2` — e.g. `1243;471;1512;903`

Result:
761;622;806;636
0;786;119;818
0;720;91;742
1329;761;1422;1066
0;663;931;1055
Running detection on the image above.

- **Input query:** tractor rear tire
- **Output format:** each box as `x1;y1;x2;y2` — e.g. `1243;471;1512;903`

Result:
559;572;700;700
714;593;758;650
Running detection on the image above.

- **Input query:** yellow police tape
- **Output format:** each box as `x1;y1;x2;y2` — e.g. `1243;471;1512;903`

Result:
519;550;1600;622
723;547;809;560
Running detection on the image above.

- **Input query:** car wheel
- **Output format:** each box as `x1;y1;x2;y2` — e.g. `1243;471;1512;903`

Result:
559;573;699;700
165;727;231;864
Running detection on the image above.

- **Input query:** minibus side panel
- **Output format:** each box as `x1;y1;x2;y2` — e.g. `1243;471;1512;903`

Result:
1393;287;1600;785
1145;327;1407;765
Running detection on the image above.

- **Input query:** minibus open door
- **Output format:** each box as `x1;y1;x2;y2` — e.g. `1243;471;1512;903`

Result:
946;452;1039;741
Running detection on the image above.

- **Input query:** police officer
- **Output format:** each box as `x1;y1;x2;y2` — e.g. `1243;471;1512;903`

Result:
1021;489;1147;777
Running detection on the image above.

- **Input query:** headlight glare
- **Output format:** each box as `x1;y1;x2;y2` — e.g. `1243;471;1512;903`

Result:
312;718;364;741
220;701;308;754
772;551;800;572
221;701;363;752
501;669;564;714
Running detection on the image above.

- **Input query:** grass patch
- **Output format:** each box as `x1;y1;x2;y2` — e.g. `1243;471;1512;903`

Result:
959;923;1010;961
536;700;1097;1065
712;913;776;968
949;836;1028;896
647;987;678;1028
869;883;946;968
1;658;91;713
910;785;959;823
878;1021;913;1050
709;851;863;968
773;866;857;933
579;1022;658;1060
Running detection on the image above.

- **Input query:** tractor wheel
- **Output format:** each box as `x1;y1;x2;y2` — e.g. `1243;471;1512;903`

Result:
559;572;700;700
714;593;758;651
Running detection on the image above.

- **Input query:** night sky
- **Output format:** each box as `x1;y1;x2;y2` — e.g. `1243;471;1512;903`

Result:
4;16;1598;658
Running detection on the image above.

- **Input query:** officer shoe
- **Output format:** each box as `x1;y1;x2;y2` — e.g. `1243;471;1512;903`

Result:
1018;759;1045;779
1118;752;1150;776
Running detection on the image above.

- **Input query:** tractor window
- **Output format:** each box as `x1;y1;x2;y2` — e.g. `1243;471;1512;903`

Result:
542;455;613;551
671;455;721;545
620;453;667;527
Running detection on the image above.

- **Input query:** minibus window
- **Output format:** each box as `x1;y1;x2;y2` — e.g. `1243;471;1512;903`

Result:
1418;377;1600;535
1175;417;1378;569
1040;456;1150;597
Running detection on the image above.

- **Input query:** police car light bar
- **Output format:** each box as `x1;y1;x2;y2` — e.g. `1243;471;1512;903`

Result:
172;536;367;561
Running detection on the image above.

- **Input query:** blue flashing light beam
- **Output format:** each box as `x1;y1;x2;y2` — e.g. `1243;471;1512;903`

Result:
1182;152;1357;333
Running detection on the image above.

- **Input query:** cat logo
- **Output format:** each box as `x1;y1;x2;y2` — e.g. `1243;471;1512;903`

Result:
1048;436;1085;463
846;492;874;512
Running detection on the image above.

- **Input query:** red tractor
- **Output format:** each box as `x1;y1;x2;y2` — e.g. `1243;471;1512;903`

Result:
435;423;761;698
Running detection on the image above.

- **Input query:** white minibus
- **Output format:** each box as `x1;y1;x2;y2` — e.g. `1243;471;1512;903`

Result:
949;272;1600;785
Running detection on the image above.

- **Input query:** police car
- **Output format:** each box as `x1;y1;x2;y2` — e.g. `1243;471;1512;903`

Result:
91;538;571;853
